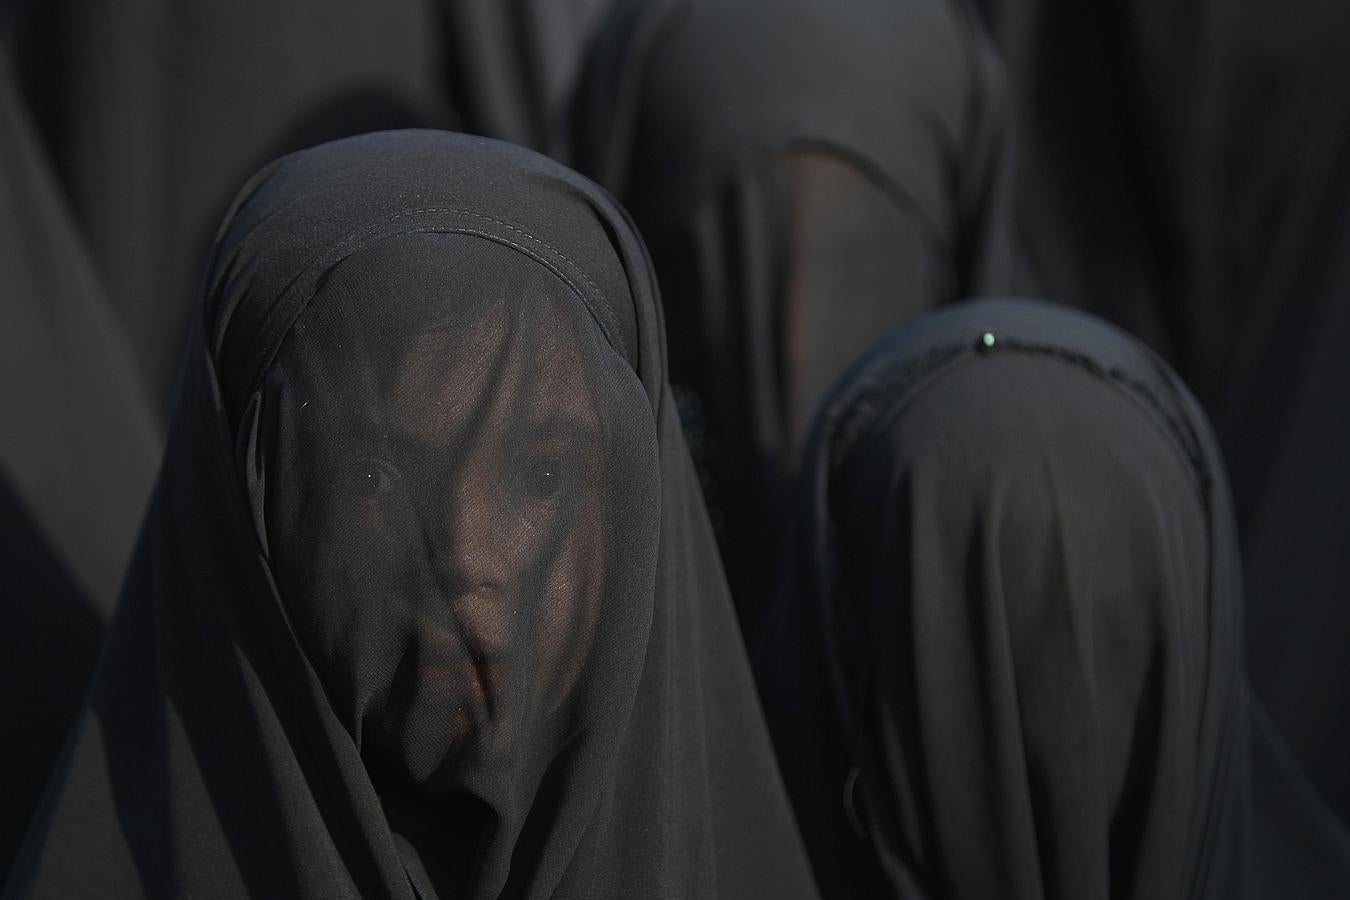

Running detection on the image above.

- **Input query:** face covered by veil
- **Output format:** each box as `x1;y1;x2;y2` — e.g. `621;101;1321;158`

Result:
755;299;1255;899
6;131;817;900
262;233;659;890
571;0;1012;626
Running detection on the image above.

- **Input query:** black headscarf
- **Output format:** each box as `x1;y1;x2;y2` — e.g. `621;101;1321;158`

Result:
572;0;1011;625
0;52;159;878
5;131;817;899
984;0;1350;822
757;298;1266;897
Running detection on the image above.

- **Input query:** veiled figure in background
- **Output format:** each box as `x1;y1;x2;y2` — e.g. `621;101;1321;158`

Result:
572;0;1013;627
754;298;1350;899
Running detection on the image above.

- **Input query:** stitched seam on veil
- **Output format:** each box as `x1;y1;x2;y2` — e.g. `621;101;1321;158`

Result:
382;207;612;306
233;211;633;415
376;207;629;361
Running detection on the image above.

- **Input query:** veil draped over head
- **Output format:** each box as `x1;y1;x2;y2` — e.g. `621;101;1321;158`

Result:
756;300;1256;898
7;130;817;900
572;0;1011;624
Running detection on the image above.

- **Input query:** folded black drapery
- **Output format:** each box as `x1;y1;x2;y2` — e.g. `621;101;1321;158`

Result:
4;130;818;899
0;52;160;880
756;298;1350;898
986;0;1350;820
572;0;1013;630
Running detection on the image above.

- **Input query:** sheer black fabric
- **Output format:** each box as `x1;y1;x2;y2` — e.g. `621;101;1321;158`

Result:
984;0;1350;820
4;131;817;899
755;298;1350;898
571;0;1012;626
0;53;160;878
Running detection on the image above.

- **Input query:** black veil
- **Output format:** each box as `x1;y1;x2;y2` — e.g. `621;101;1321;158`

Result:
756;299;1350;898
6;130;817;899
572;0;1012;624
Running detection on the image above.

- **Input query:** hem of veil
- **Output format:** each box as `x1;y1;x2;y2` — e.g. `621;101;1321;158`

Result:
820;321;1213;524
628;110;953;239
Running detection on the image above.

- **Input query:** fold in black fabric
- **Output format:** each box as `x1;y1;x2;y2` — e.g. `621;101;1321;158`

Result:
4;131;818;899
0;53;160;879
985;0;1350;820
979;0;1200;371
8;0;461;412
572;0;1012;627
1250;707;1350;898
5;0;621;415
446;0;617;156
1201;4;1350;826
755;298;1350;898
